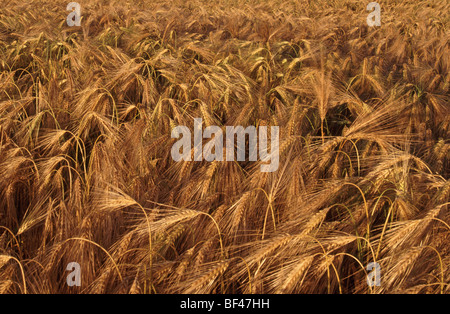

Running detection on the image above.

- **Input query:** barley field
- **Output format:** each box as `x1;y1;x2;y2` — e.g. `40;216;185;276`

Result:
0;0;449;294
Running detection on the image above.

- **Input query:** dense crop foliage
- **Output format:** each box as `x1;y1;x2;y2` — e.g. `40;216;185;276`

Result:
0;0;448;293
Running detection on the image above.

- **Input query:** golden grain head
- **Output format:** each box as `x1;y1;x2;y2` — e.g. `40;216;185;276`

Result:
0;0;448;294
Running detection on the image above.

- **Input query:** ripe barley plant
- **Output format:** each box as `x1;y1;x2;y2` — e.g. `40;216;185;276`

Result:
0;0;448;295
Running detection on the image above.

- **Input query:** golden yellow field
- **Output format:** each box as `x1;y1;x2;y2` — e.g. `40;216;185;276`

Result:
0;0;449;293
